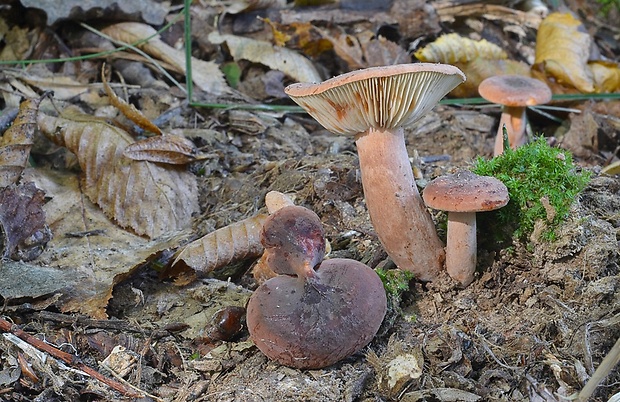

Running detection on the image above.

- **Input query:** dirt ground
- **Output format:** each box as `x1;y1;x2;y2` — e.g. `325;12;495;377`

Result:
0;0;619;401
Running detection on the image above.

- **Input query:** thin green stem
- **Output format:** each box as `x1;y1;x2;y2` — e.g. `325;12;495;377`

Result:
185;0;195;104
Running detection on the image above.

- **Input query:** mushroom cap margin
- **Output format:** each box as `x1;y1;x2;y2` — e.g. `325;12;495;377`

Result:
422;170;509;213
284;63;466;136
478;75;552;107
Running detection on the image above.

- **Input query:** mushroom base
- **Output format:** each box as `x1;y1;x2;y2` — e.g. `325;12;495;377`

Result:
355;127;444;281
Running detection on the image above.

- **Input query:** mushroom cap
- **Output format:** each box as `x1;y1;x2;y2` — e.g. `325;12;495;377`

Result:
284;63;466;136
261;205;326;277
422;170;509;213
478;75;552;107
247;258;387;369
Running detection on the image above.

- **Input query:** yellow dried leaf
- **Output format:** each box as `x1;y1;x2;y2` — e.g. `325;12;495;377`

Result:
534;12;594;93
273;21;333;58
602;161;620;175
37;112;198;238
123;134;202;164
262;18;292;48
414;33;507;64
0;96;42;187
101;65;162;135
589;60;620;92
172;214;268;274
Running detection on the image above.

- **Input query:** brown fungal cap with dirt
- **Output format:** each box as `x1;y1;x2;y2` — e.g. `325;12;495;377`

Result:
284;63;466;136
246;205;387;369
260;205;326;278
423;170;510;212
478;75;552;107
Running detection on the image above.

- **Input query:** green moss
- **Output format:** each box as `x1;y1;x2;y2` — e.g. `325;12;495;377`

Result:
472;137;591;242
376;268;414;297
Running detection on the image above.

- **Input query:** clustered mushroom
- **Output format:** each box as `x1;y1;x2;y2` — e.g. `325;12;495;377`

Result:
478;75;552;156
246;204;387;369
285;63;465;281
422;170;509;287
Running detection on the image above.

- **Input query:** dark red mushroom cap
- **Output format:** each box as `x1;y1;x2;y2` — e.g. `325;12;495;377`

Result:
478;75;552;107
422;170;509;213
247;258;387;369
260;205;326;278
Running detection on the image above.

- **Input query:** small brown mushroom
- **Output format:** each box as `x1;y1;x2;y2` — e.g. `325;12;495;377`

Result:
422;170;509;287
246;205;387;369
478;75;552;156
285;63;465;281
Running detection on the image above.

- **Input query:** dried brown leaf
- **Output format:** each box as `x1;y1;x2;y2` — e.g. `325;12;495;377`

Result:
0;182;51;261
226;0;285;14
123;134;201;164
0;96;42;187
101;65;162;135
4;69;90;101
172;214;268;275
101;22;231;95
37;112;198;238
317;28;364;70
3;168;189;318
414;33;507;64
208;32;322;84
534;12;594;93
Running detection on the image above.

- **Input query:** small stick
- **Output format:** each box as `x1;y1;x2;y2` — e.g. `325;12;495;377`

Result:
0;316;143;398
578;336;620;402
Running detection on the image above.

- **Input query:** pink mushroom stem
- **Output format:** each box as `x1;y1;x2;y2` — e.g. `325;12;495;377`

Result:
493;106;527;156
355;127;444;281
445;211;477;287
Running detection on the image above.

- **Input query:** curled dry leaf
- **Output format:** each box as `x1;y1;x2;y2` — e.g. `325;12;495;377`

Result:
226;0;285;14
172;214;268;275
414;33;507;64
37;112;199;238
101;65;162;135
208;32;322;84
0;96;42;187
0;182;51;261
123;134;202;164
589;60;620;92
101;22;231;95
534;12;594;93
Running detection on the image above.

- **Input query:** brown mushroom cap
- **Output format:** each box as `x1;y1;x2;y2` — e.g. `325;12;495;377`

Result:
284;63;466;136
478;75;552;107
247;258;387;369
423;170;509;213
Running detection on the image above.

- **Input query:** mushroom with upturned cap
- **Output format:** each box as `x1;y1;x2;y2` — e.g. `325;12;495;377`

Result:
478;75;552;156
285;63;465;282
246;205;387;369
422;170;509;287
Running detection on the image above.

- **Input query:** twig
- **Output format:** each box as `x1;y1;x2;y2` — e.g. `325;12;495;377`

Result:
0;316;143;398
34;311;144;333
578;336;620;402
100;363;164;402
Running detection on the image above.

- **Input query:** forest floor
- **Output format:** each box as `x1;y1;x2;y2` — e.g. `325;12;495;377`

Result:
0;0;619;401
